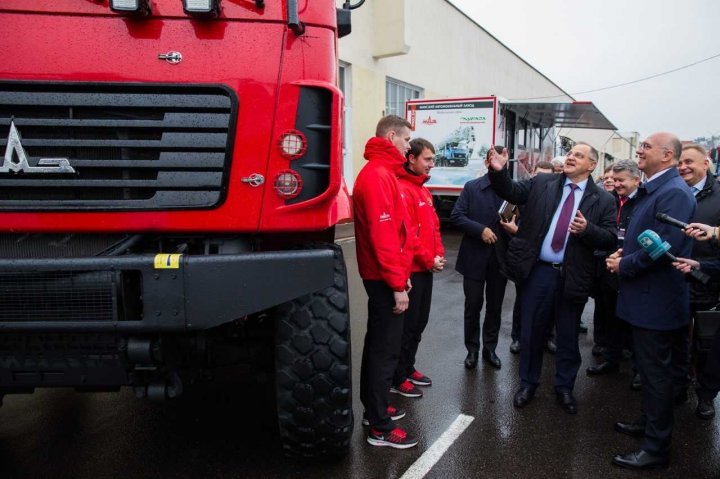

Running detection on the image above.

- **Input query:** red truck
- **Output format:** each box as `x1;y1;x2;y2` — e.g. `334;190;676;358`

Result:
0;0;358;458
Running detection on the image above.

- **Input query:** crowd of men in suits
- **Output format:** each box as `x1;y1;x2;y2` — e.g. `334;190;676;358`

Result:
353;115;720;470
453;132;720;470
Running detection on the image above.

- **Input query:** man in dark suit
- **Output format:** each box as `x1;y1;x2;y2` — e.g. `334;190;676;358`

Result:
674;220;720;420
487;143;616;415
586;160;640;377
677;144;720;404
606;132;695;470
452;152;507;370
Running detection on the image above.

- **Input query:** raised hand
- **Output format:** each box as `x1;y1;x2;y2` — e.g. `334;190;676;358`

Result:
488;146;509;171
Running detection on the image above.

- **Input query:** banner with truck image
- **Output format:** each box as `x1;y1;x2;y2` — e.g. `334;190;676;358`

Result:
406;97;499;194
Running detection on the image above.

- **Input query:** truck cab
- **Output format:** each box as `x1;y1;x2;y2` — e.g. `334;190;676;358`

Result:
0;0;358;458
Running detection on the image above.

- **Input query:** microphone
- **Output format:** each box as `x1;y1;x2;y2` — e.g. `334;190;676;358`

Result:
637;229;710;284
655;212;707;237
655;213;689;229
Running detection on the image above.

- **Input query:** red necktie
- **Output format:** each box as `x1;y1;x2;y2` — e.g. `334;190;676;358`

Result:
551;183;578;252
617;196;628;225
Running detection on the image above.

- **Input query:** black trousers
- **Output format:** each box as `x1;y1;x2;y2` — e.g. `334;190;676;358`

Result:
592;287;608;347
673;323;691;394
393;271;433;385
694;306;720;400
360;280;405;431
633;325;687;456
463;255;507;353
511;286;522;342
596;286;632;364
519;263;585;393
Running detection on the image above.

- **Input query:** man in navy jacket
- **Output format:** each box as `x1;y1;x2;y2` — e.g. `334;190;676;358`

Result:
452;153;507;370
607;132;695;470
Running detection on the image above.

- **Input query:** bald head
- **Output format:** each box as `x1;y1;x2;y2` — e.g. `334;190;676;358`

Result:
651;132;682;161
637;131;682;177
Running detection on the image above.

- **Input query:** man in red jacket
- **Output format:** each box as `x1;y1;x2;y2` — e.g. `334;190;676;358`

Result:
392;138;446;398
354;115;417;449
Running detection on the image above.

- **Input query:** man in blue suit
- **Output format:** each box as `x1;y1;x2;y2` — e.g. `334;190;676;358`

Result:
452;152;508;370
606;132;695;470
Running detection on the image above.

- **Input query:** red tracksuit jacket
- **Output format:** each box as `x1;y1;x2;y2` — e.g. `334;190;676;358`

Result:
397;167;445;272
353;137;413;292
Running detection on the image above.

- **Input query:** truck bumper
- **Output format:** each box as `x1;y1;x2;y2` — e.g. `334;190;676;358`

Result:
0;249;336;333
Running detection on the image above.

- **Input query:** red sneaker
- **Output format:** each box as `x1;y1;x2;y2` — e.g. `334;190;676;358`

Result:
367;427;418;449
408;370;432;386
390;379;423;398
362;405;407;426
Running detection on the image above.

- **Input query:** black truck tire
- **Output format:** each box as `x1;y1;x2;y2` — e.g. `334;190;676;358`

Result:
274;244;353;458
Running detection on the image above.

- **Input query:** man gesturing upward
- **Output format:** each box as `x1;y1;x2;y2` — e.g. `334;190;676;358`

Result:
487;144;616;415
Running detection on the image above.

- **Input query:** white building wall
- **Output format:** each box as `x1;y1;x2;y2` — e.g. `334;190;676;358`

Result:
338;0;574;186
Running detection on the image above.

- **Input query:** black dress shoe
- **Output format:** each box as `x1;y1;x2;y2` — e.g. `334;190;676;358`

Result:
612;450;669;470
482;349;502;369
586;361;620;376
464;351;478;369
696;397;716;420
614;421;645;438
509;340;521;354
544;339;557;354
630;373;642;391
555;391;577;414
513;387;534;408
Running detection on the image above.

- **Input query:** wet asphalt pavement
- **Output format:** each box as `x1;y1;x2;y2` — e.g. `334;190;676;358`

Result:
1;228;719;478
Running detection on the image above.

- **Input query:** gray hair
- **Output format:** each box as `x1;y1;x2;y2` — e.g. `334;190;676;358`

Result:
668;137;682;161
575;141;599;163
612;159;641;178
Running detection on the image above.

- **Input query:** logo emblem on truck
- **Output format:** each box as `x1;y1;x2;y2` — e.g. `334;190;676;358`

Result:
2;120;76;174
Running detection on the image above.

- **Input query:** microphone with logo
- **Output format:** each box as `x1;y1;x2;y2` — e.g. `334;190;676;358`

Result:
637;229;710;284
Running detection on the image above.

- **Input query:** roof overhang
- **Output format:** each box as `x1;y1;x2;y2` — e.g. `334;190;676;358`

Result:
502;101;617;130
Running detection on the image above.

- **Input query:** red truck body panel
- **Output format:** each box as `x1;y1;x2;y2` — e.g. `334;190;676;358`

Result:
0;1;349;233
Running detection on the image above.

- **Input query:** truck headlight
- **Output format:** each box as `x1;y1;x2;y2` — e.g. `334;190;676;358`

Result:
182;0;221;17
110;0;151;15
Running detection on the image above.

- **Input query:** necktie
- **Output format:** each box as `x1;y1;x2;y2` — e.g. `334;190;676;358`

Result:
617;196;628;225
551;183;578;252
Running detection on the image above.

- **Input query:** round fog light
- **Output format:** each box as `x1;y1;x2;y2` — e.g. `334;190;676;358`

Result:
274;170;303;199
279;130;307;159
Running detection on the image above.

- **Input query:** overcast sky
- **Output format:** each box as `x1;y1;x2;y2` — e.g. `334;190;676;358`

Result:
449;0;720;140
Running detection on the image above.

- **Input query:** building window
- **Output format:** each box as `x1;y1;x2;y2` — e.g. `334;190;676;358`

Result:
385;77;422;117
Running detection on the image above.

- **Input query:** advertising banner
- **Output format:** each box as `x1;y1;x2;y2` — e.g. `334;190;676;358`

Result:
407;97;498;194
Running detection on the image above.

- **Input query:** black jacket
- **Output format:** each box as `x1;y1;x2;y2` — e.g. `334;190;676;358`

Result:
488;169;617;301
595;191;639;292
690;175;720;305
451;175;504;281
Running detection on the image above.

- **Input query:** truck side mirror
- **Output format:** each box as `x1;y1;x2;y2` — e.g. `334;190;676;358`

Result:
337;8;351;38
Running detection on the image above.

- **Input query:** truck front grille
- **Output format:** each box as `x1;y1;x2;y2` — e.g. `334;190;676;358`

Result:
0;270;142;322
0;81;236;211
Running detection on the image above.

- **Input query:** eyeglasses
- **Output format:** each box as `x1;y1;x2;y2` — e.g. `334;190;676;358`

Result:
638;142;669;152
